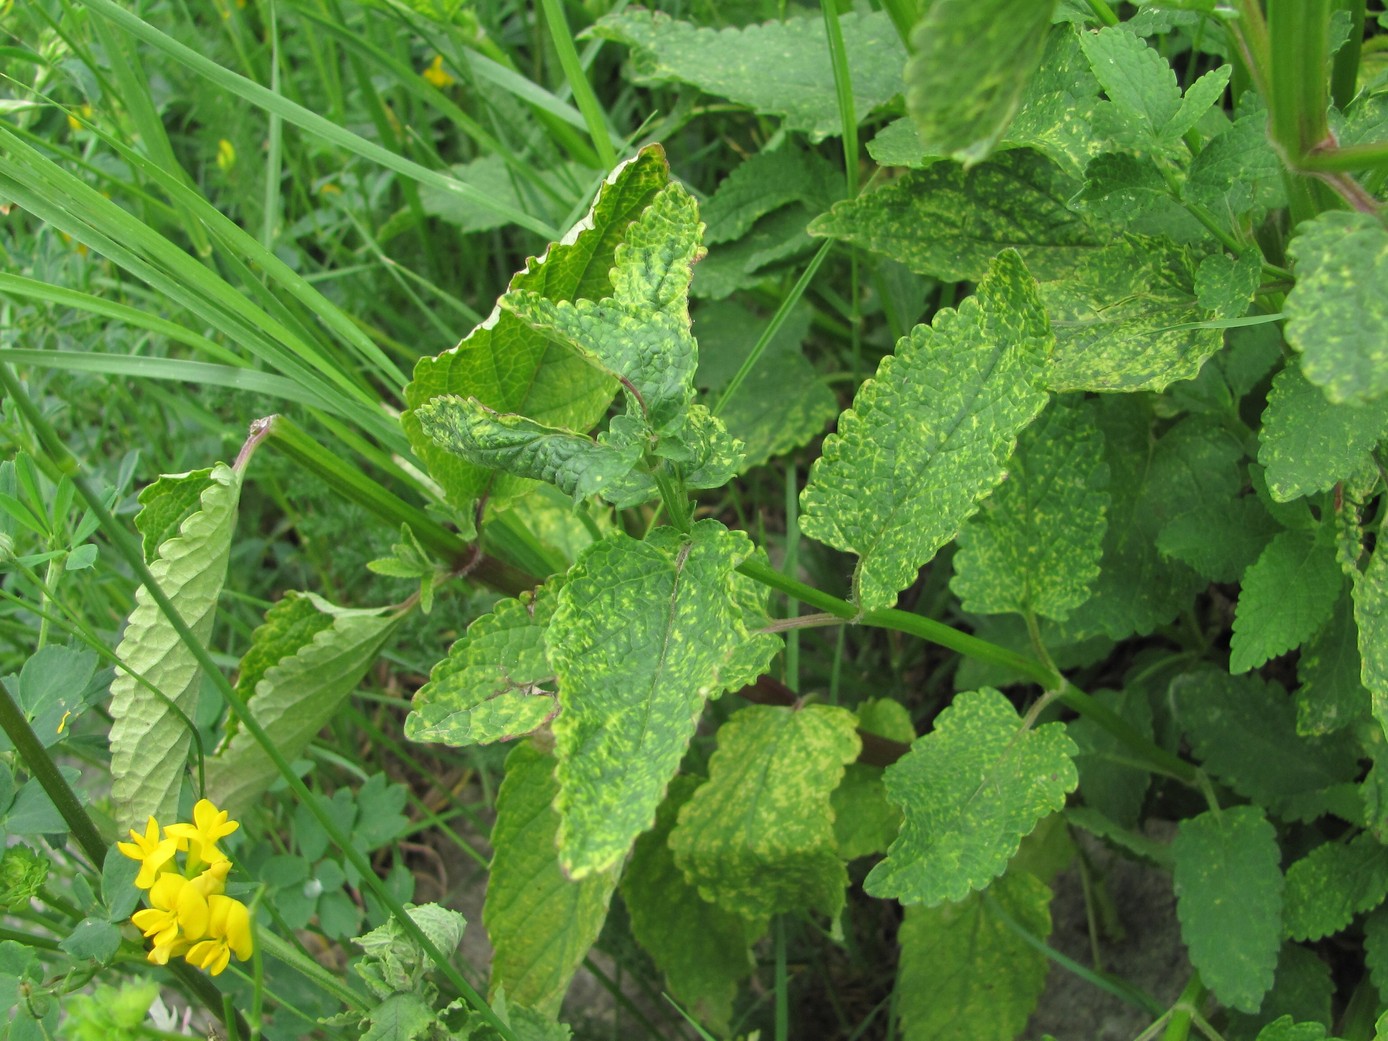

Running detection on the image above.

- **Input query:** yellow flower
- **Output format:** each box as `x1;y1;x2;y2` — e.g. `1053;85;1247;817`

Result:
164;798;239;867
186;895;253;976
116;817;177;889
422;54;454;89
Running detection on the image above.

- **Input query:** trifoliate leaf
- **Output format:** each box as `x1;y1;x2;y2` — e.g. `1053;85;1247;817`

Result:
109;463;240;826
414;398;653;507
485;742;617;1016
800;250;1052;612
670;704;859;920
0;644;100;752
1357;548;1388;740
206;592;400;816
1296;590;1369;736
402;148;669;519
810;149;1097;284
1260;365;1388;502
404;578;562;749
621;777;760;1035
865;688;1078;906
904;0;1056;166
896;870;1053;1041
1171;806;1282;1013
547;521;779;878
1172;670;1360;812
591;10;907;142
1285;211;1388;405
1283;833;1388;942
1042;234;1221;393
951;399;1108;621
1230;527;1343;674
503;182;704;439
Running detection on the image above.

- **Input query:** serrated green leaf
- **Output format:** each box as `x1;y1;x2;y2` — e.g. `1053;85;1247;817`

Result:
693;205;818;301
700;144;837;245
1075;152;1171;224
1284;833;1388;942
1185;102;1287;219
621;776;760;1033
1157;495;1277;585
1070;687;1153;830
405;579;561;749
1285;211;1388;405
904;0;1055;166
485;742;617;1016
354;901;466;1000
1360;546;1388;743
896;870;1053;1041
59;918;121;964
132;468;216;563
1196;250;1263;319
109;462;240;827
1231;527;1343;674
801;250;1052;612
810;149;1097;284
361;993;436;1041
414;398;652;507
548;521;779;878
1296;591;1369;736
591;10;907;142
1225;943;1335;1041
503;182;703;439
1172;670;1360;812
669;704;858;920
659;405;742;493
1171;806;1282;1013
206;592;400;815
1042;234;1222;392
1260;365;1388;502
402;148;670;518
951;399;1108;621
865;688;1078;906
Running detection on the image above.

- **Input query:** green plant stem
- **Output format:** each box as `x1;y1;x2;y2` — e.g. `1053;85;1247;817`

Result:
1331;0;1366;111
1299;139;1388;171
1085;0;1120;27
0;367;517;1041
880;0;916;48
1161;974;1206;1041
539;0;617;171
820;0;858;197
654;468;693;533
256;931;367;1013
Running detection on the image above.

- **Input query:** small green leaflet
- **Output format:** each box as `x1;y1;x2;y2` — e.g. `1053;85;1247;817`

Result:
1283;832;1388;943
951;398;1109;621
1077;26;1231;155
205;592;400;816
864;688;1078;906
800;250;1052;613
1230;526;1343;674
1184;102;1287;221
401;147;668;522
548;521;780;879
699;144;838;247
1297;592;1370;736
1259;365;1388;502
1171;806;1282;1013
0;645;100;752
669;704;859;920
404;578;560;749
590;10;907;142
621;776;761;1034
895;870;1053;1041
905;0;1056;166
811;149;1099;284
109;463;240;827
1285;211;1388;405
1171;670;1360;816
484;742;617;1017
1356;545;1388;742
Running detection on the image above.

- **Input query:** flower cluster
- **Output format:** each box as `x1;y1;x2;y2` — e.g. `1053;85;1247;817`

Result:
117;799;253;976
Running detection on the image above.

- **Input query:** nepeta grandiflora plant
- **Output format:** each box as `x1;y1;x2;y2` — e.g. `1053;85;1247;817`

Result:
80;0;1388;1038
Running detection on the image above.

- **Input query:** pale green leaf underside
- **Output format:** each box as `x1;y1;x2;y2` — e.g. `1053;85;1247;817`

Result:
621;776;761;1034
1283;832;1388;943
1172;806;1282;1013
109;463;240;827
1260;365;1388;503
865;688;1078;906
800;249;1052;612
670;704;860;920
591;10;907;142
1285;211;1388;405
206;592;399;816
404;579;562;748
1230;527;1342;674
897;870;1053;1041
952;398;1108;620
905;0;1055;166
401;147;670;517
548;520;778;878
485;742;618;1017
